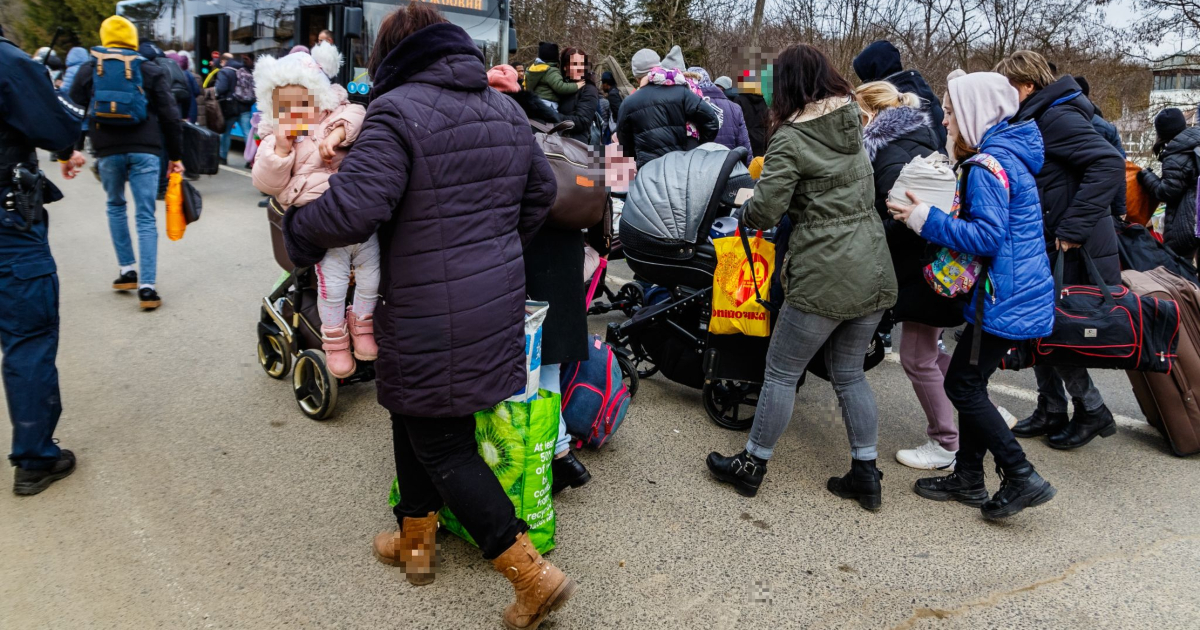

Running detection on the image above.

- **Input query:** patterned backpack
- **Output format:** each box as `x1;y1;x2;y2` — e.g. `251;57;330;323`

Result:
233;67;256;104
923;152;1010;298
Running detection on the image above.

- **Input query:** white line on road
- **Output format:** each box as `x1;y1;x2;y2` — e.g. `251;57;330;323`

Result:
219;165;253;178
606;273;632;286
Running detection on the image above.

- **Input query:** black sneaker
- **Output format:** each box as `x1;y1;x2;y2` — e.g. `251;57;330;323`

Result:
707;449;767;497
551;451;591;495
827;458;883;511
138;287;162;310
914;468;989;507
112;270;138;291
13;449;76;496
981;462;1056;520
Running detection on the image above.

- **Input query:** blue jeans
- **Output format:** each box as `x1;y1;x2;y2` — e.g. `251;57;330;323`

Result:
0;219;62;470
219;109;253;161
98;153;160;286
746;305;885;462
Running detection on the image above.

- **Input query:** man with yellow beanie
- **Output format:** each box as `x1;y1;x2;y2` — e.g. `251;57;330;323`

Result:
67;15;185;310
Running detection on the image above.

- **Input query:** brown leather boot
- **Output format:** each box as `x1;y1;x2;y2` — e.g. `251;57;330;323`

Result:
491;532;577;630
372;512;439;585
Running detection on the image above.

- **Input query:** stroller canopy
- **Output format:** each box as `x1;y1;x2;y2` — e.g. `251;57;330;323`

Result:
622;144;749;249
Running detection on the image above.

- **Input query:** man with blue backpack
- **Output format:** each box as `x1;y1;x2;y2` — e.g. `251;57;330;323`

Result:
68;15;185;310
215;53;255;165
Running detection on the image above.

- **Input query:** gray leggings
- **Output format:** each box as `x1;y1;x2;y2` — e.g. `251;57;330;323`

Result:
746;305;884;462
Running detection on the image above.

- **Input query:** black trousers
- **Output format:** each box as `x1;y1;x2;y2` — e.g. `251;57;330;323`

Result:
943;325;1029;472
391;413;526;560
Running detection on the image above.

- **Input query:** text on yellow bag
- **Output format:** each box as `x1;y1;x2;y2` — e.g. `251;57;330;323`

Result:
709;230;775;337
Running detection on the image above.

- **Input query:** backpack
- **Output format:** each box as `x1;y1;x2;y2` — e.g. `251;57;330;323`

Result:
155;56;191;104
560;335;631;449
233;67;255;104
88;47;148;126
923;152;1009;299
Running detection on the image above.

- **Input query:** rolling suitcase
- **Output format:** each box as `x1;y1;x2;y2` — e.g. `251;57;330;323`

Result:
1122;268;1200;456
182;122;220;175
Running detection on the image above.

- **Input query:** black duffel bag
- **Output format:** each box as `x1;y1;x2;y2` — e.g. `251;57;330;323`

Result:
1027;249;1180;373
1115;220;1199;287
182;121;220;176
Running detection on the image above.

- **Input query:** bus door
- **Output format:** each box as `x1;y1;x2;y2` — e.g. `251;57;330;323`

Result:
298;3;336;48
194;14;230;84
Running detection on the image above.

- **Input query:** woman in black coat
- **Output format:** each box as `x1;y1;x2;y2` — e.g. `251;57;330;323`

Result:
856;81;961;472
1140;108;1200;261
556;47;600;145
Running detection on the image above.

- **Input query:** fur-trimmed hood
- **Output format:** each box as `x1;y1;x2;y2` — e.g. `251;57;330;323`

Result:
863;105;931;161
254;42;344;128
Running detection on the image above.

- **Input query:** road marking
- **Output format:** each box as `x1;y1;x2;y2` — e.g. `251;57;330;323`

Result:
219;165;253;178
606;273;632;286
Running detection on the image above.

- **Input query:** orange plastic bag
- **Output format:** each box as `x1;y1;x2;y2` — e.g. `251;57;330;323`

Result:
165;171;185;241
1125;160;1153;226
709;231;775;337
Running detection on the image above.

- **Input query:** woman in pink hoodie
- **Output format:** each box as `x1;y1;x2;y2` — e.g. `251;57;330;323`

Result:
252;43;373;378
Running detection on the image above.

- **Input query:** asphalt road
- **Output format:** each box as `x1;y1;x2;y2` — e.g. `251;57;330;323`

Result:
2;156;1198;629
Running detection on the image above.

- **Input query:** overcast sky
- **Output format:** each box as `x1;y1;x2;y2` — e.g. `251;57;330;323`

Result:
1106;0;1196;58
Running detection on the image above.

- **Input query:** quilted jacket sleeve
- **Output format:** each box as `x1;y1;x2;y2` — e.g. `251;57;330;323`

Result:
733;104;752;165
1046;108;1125;245
921;167;1007;258
251;133;295;198
283;101;411;267
519;134;555;247
742;129;800;231
1139;151;1191;206
685;90;721;144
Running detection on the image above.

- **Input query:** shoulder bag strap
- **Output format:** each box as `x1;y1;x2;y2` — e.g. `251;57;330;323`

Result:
739;229;778;313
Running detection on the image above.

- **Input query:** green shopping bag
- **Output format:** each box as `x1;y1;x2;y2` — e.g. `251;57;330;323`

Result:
389;390;560;554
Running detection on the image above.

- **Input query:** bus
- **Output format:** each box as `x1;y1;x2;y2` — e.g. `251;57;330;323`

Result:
116;0;516;106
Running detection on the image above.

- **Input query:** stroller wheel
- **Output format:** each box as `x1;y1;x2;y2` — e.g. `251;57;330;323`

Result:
616;282;645;317
703;380;759;431
615;352;641;398
293;350;339;421
257;330;292;379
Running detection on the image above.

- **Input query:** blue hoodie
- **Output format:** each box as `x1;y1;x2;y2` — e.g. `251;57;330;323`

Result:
920;120;1055;341
60;47;88;94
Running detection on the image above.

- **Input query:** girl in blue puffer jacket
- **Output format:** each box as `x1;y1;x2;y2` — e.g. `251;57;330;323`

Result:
887;72;1057;520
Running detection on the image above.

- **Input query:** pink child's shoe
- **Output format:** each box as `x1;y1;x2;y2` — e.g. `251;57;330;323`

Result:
348;308;378;361
321;324;356;378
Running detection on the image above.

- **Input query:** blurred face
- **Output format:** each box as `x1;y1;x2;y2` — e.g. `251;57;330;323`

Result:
515;64;525;81
274;85;319;136
567;54;586;81
318;31;334;45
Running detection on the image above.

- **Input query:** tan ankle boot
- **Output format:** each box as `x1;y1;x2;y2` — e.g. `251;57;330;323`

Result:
491;532;577;630
372;512;439;585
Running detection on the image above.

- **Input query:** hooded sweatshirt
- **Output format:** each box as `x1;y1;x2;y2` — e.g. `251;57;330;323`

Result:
852;41;947;149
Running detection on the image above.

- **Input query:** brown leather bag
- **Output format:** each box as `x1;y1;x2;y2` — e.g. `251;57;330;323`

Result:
532;120;607;230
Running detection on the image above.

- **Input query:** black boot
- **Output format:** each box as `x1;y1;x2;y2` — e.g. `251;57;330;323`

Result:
827;458;882;511
981;462;1056;520
1011;395;1069;438
706;450;767;497
913;467;989;507
551;452;591;495
1048;399;1116;450
13;450;76;496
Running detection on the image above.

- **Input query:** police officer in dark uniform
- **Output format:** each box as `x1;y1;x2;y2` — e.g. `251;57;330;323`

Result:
0;24;88;495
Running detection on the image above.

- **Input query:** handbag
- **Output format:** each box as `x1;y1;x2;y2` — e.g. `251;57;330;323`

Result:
181;179;202;224
531;120;607;230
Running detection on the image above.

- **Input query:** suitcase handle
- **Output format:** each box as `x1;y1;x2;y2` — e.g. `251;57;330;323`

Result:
1054;248;1116;307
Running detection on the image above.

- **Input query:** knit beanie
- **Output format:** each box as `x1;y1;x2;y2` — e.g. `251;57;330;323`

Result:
601;71;615;85
631;49;660;78
254;42;344;129
687;66;713;87
487;64;520;94
947;72;1019;149
537;42;559;64
100;15;139;50
714;76;733;90
1155;108;1187;144
662;45;686;71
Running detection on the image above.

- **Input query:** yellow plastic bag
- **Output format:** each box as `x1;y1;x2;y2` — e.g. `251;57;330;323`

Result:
165;171;186;241
710;231;775;337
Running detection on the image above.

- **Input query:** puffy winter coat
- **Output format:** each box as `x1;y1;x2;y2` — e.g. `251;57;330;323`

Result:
524;61;578;104
1092;114;1125;157
251;90;365;208
732;92;768;157
59;47;88;94
557;80;599;145
283;23;557;417
851;41;947;149
862;105;958;326
920;121;1054;340
700;84;752;164
615;83;720;168
742;97;897;319
1139;126;1200;259
1012;76;1124;285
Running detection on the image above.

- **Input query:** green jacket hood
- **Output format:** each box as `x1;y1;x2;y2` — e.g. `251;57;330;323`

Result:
786;98;864;156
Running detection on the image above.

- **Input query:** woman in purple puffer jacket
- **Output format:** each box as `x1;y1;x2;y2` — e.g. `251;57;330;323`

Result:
689;66;752;163
282;5;576;628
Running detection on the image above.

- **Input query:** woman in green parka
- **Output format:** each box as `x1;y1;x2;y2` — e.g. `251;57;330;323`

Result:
707;44;898;510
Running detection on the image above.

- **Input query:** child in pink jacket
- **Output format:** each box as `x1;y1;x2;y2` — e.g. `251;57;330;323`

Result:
252;44;374;378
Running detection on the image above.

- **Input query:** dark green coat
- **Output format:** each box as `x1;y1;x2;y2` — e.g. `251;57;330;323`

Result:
743;99;897;320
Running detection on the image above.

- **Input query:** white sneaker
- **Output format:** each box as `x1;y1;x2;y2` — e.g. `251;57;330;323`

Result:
996;405;1018;429
895;440;957;471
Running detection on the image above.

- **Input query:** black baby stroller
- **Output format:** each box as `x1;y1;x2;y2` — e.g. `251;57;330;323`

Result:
256;198;376;420
605;145;886;430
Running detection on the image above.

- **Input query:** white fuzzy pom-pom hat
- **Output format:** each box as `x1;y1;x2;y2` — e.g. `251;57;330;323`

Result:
254;42;344;129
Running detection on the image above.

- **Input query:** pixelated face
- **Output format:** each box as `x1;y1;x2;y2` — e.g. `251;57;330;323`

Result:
567;54;586;81
733;46;778;96
274;85;319;136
